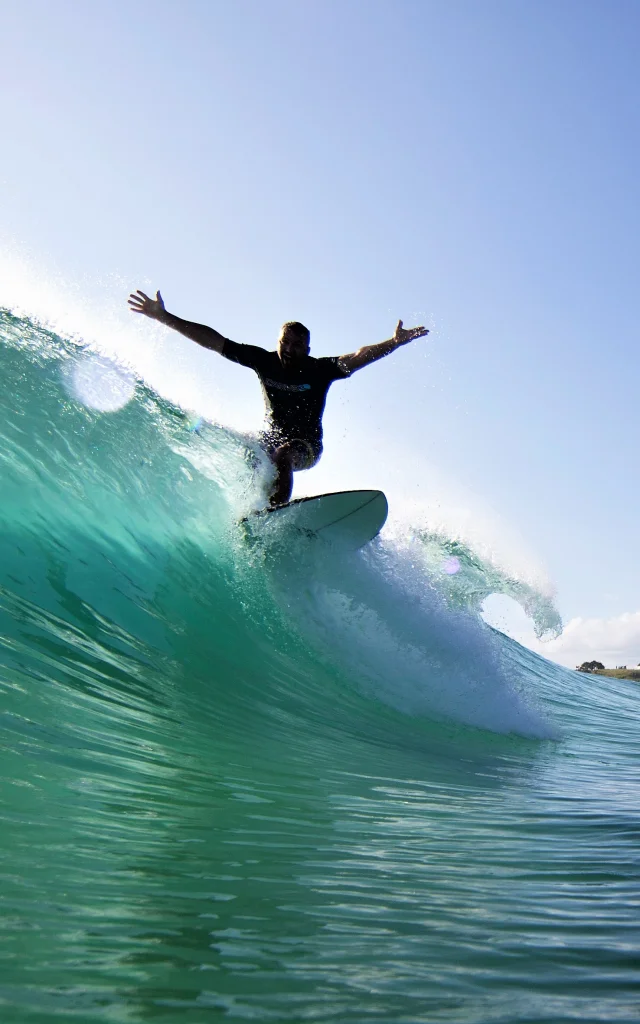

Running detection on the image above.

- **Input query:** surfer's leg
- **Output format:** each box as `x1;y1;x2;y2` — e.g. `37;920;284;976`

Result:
267;440;321;507
268;445;294;506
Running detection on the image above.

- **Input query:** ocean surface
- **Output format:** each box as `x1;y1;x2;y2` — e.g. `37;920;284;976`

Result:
1;308;639;1023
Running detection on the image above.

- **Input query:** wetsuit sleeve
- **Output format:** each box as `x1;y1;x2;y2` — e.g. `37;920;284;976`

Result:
320;356;352;381
221;339;269;372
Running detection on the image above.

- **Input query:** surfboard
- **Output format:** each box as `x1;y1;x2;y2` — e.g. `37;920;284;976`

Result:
243;490;388;550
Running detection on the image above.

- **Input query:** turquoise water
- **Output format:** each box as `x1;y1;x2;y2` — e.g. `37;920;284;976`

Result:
1;309;639;1023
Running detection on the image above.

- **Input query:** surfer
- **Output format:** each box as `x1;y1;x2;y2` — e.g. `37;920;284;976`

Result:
128;289;429;506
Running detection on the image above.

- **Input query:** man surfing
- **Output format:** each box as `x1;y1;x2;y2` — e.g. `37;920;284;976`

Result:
128;289;429;506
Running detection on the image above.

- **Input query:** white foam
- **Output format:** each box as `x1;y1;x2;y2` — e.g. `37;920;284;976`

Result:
268;537;557;739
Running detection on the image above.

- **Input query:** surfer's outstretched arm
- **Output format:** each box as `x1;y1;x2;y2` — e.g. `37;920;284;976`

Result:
128;290;228;353
339;319;429;374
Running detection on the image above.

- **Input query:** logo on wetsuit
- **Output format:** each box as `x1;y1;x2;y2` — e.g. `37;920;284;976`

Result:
264;378;311;392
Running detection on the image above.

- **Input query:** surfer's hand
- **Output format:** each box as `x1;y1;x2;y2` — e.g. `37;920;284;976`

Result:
394;320;429;347
128;289;165;320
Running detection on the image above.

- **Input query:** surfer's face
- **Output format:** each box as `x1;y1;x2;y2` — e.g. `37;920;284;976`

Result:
278;328;309;368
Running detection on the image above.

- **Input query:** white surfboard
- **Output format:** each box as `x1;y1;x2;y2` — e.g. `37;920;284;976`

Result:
244;490;388;550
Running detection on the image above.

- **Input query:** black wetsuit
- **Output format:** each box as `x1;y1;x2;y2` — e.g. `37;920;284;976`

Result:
222;340;350;458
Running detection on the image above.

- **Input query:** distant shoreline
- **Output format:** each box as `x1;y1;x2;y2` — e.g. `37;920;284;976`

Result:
592;669;640;682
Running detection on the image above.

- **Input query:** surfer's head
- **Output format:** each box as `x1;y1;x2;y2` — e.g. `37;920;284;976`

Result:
278;322;310;367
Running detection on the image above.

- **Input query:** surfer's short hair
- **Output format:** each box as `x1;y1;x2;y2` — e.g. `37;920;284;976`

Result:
280;321;310;343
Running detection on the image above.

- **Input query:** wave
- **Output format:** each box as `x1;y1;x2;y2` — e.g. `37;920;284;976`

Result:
0;307;564;742
5;306;640;1023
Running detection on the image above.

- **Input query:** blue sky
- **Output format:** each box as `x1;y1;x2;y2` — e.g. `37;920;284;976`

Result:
2;0;639;665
